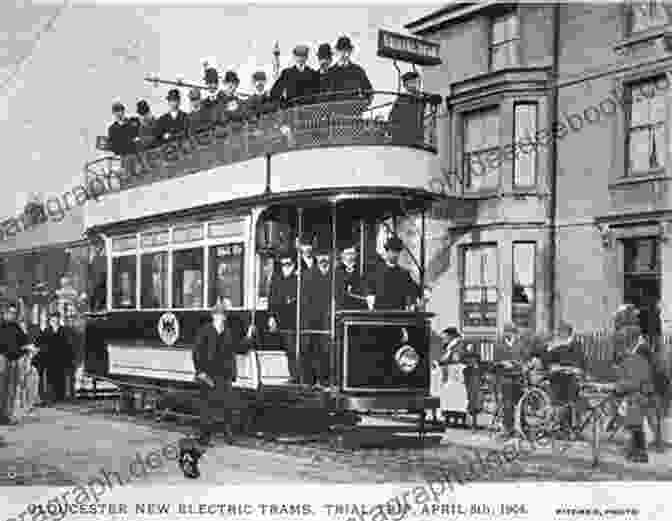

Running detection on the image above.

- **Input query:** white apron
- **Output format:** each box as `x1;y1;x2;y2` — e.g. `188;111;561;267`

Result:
439;362;468;413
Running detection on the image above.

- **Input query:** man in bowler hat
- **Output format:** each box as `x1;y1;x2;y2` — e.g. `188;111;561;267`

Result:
187;88;212;136
270;44;319;107
365;236;418;311
203;67;225;124
317;43;335;97
35;311;76;403
192;301;255;445
220;71;244;125
155;89;188;144
246;70;275;119
133;100;157;151
330;36;372;98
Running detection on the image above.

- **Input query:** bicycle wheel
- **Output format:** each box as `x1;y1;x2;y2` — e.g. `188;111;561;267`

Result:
515;387;553;443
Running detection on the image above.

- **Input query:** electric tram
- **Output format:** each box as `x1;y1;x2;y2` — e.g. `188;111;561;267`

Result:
82;32;445;430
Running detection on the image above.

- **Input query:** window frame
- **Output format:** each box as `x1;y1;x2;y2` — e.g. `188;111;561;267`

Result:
625;76;668;177
111;253;138;310
511;241;536;330
207;242;245;309
627;1;669;35
489;11;520;72
460;243;499;331
513;102;538;188
462;106;502;193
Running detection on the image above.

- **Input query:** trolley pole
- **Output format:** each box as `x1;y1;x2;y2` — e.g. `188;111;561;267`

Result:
296;207;303;385
330;201;338;389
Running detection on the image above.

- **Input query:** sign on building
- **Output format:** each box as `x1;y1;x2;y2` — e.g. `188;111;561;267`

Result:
377;30;441;66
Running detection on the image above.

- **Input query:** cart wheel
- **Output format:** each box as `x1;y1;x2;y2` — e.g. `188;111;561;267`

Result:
515;387;553;443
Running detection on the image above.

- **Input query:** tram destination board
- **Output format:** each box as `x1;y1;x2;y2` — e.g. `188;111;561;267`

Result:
377;29;441;66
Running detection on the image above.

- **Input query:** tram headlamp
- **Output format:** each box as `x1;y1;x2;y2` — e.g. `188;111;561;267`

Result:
394;345;419;374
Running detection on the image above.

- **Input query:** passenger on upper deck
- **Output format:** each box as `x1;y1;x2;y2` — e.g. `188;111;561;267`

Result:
107;102;139;156
187;88;212;135
316;43;335;98
246;71;275;119
330;36;372;101
335;245;366;310
203;67;225;122
133;100;157;151
270;44;319;107
219;71;244;125
365;236;419;311
389;71;425;144
155;89;189;144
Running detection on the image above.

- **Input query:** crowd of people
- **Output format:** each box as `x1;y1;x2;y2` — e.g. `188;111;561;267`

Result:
435;303;670;464
266;234;420;387
106;36;378;157
0;305;78;428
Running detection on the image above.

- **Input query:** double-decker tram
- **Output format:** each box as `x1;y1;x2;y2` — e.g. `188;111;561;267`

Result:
82;48;445;433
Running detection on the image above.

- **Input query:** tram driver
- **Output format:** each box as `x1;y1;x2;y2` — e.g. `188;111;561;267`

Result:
335;245;366;310
365;236;419;311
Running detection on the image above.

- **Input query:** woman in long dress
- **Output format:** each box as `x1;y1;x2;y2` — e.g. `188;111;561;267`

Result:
438;327;469;427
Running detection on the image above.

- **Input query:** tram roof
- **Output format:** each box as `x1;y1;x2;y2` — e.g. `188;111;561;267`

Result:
86;185;441;236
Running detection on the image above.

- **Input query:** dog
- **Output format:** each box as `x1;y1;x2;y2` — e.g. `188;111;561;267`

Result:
178;437;207;479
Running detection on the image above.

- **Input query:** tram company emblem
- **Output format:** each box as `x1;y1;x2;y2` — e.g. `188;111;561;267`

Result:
158;312;180;346
394;344;420;374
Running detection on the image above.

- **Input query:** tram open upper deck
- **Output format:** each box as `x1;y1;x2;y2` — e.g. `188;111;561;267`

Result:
82;87;445;414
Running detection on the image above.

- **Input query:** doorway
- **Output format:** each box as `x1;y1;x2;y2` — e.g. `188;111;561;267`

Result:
623;237;661;340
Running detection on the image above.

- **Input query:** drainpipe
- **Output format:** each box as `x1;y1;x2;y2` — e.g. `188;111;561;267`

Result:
547;3;561;334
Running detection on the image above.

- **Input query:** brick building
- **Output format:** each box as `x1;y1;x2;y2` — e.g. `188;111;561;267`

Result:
407;2;672;348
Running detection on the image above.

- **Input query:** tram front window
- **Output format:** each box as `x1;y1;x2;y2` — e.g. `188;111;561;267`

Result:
208;243;244;308
112;256;136;309
173;248;203;309
141;252;168;308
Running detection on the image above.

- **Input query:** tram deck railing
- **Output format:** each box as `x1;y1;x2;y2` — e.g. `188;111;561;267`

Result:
84;90;443;194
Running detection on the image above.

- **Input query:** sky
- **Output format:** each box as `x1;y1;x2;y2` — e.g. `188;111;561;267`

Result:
0;1;438;219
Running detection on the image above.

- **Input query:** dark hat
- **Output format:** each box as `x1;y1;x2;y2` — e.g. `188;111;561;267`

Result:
279;250;296;261
204;67;219;83
136;99;150;115
340;244;357;253
441;327;460;337
384;236;404;251
401;70;420;82
252;70;267;82
293;44;309;57
315;247;331;257
317;43;332;60
112;101;125;113
166;88;180;101
298;233;314;246
223;70;239;84
335;36;353;51
188;88;201;101
49;310;61;318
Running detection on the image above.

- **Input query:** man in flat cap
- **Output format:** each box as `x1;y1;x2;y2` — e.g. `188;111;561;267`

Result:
270;44;320;107
133;100;157;151
246;70;275;119
389;70;425;145
187;87;213;136
155;89;188;144
365;235;419;311
107;102;139;156
192;301;255;445
317;43;335;97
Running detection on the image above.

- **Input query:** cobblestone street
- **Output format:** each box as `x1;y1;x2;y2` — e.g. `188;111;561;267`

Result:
1;401;671;491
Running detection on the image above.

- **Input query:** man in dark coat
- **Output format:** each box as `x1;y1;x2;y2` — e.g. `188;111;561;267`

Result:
302;249;333;386
192;302;255;445
133;100;157;151
245;70;276;120
202;67;226;124
219;71;245;125
187;88;213;136
316;43;335;98
332;36;373;99
270;45;319;107
389;71;425;145
365;236;418;311
0;304;31;424
155;89;189;144
335;245;365;310
107;102;139;156
36;312;76;403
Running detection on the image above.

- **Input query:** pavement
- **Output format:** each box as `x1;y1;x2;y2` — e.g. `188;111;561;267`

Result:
0;401;671;490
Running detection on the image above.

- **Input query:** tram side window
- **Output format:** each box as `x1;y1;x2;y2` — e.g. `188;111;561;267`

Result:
141;252;168;308
173;248;204;309
112;256;137;309
209;243;244;308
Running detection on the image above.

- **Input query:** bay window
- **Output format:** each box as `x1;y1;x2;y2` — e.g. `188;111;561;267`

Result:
461;244;498;328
